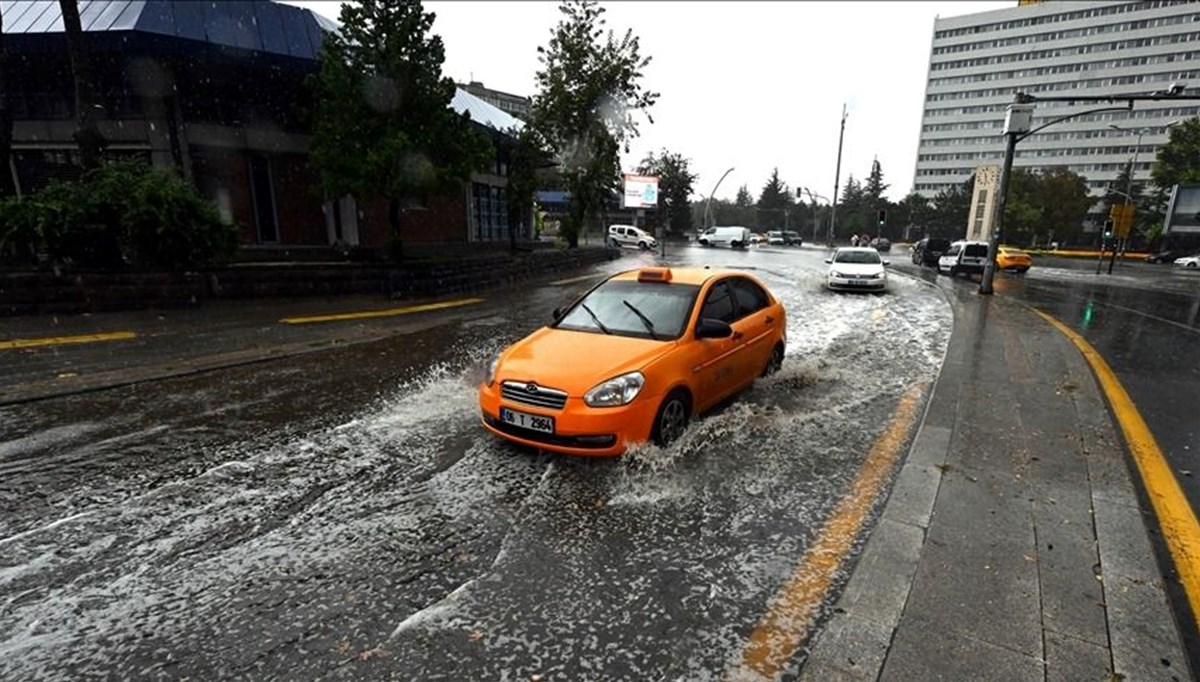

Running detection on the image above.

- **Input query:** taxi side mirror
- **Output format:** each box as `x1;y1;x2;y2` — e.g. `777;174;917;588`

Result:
696;318;733;339
552;307;564;321
823;258;832;264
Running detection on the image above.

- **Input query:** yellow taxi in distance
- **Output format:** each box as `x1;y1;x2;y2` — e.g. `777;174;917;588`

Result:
997;247;1033;273
479;267;787;456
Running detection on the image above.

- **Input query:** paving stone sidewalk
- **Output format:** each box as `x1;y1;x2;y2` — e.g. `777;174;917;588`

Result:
801;284;1191;681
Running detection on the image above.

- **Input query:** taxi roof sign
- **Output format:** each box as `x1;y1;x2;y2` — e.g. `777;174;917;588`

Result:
637;267;672;283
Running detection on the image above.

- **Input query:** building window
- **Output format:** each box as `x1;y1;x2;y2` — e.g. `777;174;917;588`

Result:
472;182;509;242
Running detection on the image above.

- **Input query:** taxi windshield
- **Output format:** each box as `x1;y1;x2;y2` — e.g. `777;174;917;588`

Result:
556;280;700;340
834;250;882;264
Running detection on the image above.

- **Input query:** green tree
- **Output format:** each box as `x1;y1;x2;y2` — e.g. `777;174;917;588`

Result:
927;174;974;238
1001;169;1043;245
735;184;754;208
756;167;790;230
60;0;106;170
309;0;492;260
637;148;697;236
1035;167;1091;245
1151;116;1200;188
836;175;865;237
531;0;657;247
507;127;545;249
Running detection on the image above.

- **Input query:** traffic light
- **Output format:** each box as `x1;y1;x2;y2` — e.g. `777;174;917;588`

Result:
877;209;886;227
1103;219;1114;240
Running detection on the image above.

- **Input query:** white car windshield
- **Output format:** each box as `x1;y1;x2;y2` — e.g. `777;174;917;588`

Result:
834;250;881;264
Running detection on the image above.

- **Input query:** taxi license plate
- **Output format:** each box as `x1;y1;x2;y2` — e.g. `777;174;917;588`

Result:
500;408;554;434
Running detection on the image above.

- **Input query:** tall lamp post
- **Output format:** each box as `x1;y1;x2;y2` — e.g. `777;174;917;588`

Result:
1107;123;1149;263
828;104;848;247
704;166;735;233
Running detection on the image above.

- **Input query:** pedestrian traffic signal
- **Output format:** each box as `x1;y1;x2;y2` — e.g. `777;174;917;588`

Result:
877;209;886;227
1103;219;1114;239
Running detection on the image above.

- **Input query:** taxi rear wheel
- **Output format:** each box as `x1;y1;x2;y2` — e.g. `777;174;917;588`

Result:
652;389;690;447
761;343;784;377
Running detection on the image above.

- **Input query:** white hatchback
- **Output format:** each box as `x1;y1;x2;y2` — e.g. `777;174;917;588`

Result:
825;247;889;291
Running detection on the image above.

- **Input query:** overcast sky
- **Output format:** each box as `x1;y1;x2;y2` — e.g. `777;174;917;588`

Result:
288;1;1011;202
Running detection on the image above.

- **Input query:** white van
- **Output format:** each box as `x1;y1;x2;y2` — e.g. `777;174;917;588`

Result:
938;240;990;277
698;226;751;249
607;225;657;250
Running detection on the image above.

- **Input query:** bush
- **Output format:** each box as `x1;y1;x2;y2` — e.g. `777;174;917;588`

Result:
0;160;238;269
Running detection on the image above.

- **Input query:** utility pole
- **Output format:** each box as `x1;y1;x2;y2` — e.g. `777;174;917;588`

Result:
704;167;735;232
828;104;847;247
980;102;1031;295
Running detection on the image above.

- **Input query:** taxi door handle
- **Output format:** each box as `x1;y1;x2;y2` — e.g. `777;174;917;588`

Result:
732;330;744;341
765;316;775;324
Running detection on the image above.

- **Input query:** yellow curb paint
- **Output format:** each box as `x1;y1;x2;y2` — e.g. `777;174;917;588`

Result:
1036;309;1200;629
0;331;137;350
549;274;602;286
729;383;927;681
279;298;484;325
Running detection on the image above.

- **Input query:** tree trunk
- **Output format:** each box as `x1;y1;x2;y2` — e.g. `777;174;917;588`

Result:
60;0;105;170
0;9;15;197
388;196;403;260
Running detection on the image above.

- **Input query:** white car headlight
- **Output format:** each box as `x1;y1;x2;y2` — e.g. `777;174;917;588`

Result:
584;371;645;407
485;356;500;387
830;270;844;278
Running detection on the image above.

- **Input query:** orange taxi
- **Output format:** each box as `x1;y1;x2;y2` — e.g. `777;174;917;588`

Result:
479;267;787;456
997;247;1033;273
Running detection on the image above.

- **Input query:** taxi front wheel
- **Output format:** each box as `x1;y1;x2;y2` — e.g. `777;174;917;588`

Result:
652;389;691;447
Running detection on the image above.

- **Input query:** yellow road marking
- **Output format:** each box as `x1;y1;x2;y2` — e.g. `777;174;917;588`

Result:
279;298;484;325
0;331;137;350
549;273;602;286
729;384;927;681
1036;309;1200;626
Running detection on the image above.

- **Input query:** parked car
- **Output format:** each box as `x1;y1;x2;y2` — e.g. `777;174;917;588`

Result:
1146;248;1193;264
782;230;803;246
938;240;989;277
997;246;1032;273
608;225;657;250
478;267;788;455
868;237;891;252
698;226;752;249
1173;254;1200;268
766;231;785;246
824;247;889;292
911;237;951;267
749;233;764;246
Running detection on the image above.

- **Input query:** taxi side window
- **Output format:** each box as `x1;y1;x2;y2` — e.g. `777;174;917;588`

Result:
700;281;736;324
730;278;769;319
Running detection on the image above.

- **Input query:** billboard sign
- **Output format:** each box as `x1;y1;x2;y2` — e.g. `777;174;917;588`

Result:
623;174;659;209
1164;184;1200;234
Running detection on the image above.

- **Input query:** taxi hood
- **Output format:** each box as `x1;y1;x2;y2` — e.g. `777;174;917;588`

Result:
496;327;675;396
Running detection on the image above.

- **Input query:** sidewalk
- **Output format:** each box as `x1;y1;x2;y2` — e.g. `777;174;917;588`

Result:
800;281;1191;680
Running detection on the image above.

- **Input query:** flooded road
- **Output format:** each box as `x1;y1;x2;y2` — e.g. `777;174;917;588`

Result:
0;245;951;680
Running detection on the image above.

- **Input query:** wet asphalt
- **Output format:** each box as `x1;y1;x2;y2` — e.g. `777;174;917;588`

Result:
0;245;951;681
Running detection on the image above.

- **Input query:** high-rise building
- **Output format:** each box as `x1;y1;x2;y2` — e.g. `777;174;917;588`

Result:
913;0;1200;200
457;81;531;121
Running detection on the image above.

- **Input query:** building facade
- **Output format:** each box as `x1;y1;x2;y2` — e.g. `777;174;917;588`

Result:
914;0;1200;201
1;0;529;253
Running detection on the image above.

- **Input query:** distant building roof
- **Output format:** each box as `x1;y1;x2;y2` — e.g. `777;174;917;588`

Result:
0;0;329;60
452;88;523;133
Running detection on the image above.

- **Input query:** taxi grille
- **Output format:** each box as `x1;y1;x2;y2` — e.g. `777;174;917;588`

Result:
500;381;568;410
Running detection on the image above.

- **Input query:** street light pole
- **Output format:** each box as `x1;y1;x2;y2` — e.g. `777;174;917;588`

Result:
828;104;848;247
704;166;735;233
802;187;829;242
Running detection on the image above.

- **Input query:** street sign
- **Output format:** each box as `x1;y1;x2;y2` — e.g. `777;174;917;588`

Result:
1108;204;1134;238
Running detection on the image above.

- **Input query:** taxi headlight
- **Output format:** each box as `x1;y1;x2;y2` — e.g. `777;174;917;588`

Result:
584;371;645;407
485;356;500;387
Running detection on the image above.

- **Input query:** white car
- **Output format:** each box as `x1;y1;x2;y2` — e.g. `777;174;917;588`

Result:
608;224;657;250
938;240;989;277
698;226;751;249
1174;254;1200;268
825;247;889;291
767;231;785;246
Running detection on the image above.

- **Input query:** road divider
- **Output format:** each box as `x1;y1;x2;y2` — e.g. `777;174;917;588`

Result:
0;330;137;351
1036;309;1200;630
728;383;928;681
279;298;484;325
